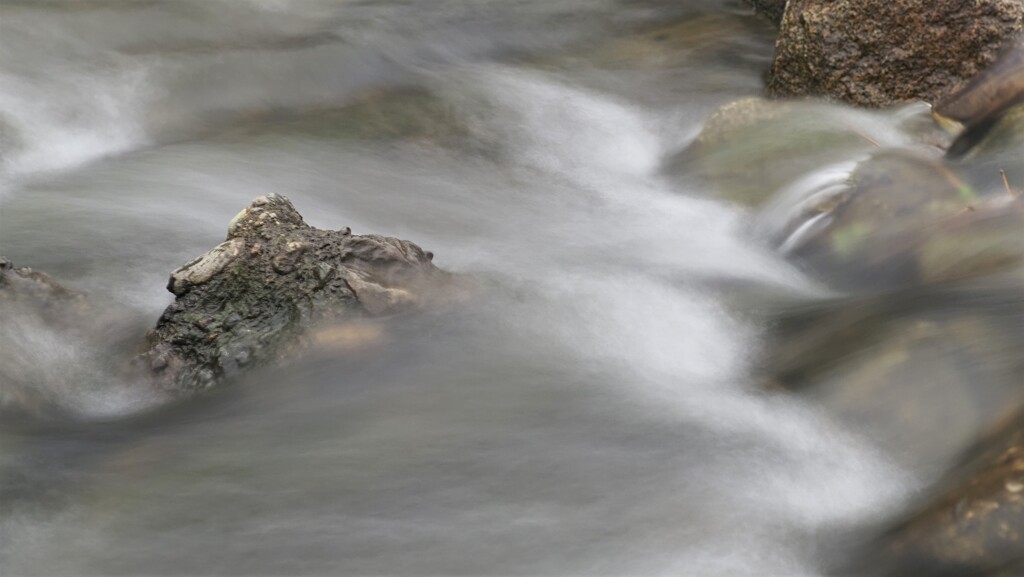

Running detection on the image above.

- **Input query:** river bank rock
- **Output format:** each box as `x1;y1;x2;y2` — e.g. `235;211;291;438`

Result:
767;0;1024;107
135;194;457;394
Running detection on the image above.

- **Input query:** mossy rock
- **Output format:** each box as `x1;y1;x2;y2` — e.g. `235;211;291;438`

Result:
669;97;879;206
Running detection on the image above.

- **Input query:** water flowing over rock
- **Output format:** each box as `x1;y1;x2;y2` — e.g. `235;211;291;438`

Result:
135;194;457;395
851;409;1024;576
768;0;1024;107
784;152;1024;291
764;285;1024;473
0;257;85;313
747;0;787;26
0;258;89;410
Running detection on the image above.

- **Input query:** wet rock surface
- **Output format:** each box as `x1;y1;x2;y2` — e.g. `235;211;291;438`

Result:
0;258;89;410
0;256;88;317
852;409;1024;576
783;152;1024;291
213;87;473;150
670;97;878;207
135;194;456;395
747;0;786;26
768;0;1024;107
764;285;1024;473
935;43;1024;158
1;258;146;415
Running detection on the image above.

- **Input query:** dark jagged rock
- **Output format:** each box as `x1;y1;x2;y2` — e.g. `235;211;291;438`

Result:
134;194;456;394
768;0;1024;107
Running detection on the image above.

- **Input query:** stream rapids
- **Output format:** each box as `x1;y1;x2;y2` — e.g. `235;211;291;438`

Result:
1;1;1021;576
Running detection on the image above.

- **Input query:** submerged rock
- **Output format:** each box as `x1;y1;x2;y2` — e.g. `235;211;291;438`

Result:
0;256;89;320
765;286;1024;472
781;152;1024;291
561;13;757;71
768;0;1024;107
746;0;786;26
673;97;942;207
0;257;146;415
0;258;86;410
854;409;1024;576
135;194;457;394
208;86;472;150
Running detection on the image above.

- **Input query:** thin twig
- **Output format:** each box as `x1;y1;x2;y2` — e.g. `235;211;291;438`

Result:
850;127;881;148
999;168;1019;198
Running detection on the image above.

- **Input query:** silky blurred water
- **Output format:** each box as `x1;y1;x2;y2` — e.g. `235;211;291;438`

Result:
2;1;1018;575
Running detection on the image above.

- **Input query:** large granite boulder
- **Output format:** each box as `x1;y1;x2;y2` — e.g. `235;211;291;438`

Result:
768;0;1024;107
135;194;457;395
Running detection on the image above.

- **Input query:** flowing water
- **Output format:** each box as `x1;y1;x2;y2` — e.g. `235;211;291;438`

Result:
1;1;1020;575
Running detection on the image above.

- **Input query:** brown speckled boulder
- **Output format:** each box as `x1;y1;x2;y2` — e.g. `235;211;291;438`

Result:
768;0;1024;107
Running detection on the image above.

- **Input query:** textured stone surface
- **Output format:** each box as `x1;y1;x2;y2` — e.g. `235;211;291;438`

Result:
136;194;455;394
768;0;1024;107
